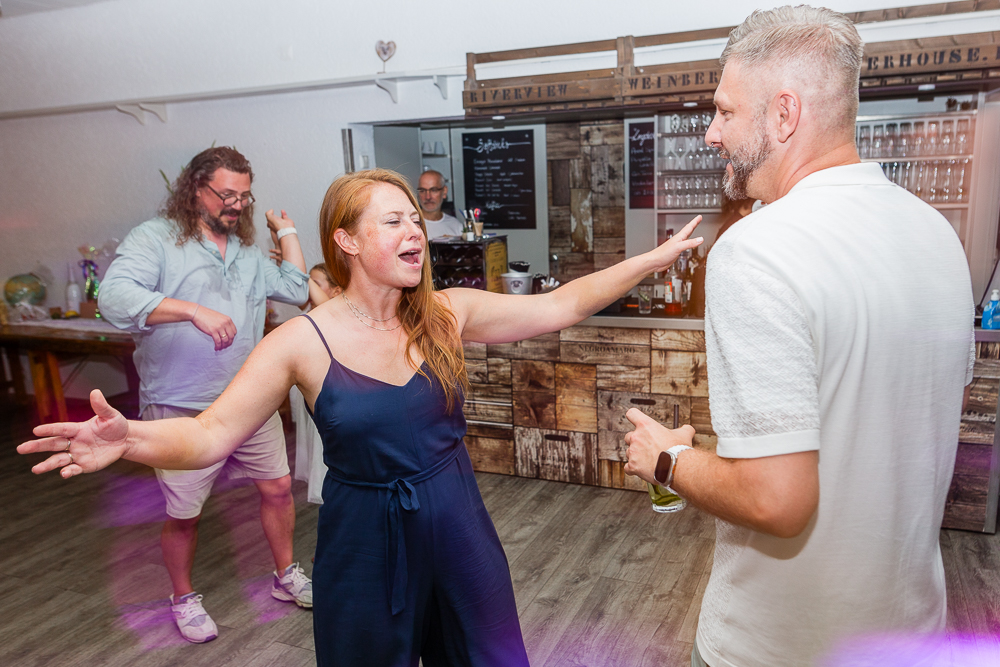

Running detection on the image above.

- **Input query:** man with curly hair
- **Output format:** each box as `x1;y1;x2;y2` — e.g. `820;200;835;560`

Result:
99;147;312;643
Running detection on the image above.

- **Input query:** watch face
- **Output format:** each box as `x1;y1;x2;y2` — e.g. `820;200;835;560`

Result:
654;450;673;486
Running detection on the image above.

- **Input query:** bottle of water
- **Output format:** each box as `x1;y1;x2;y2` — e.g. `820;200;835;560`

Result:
983;289;1000;329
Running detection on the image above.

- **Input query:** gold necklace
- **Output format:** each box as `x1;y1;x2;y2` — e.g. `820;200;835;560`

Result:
343;293;402;332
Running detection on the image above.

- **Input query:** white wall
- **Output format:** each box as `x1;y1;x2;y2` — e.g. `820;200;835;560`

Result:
2;0;997;397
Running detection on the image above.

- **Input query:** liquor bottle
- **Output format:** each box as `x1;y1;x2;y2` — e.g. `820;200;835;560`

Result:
665;260;683;316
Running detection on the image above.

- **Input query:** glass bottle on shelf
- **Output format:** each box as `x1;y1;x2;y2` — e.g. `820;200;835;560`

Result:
926;121;939;156
885;123;897;158
898;122;911;157
857;125;871;158
872;124;884;159
912;121;925;156
940;120;954;156
956;119;970;155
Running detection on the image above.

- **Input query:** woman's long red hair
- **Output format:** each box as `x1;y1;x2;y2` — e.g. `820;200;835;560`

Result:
318;169;468;410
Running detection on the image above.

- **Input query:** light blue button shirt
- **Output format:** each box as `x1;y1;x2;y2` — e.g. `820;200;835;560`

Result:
98;217;308;412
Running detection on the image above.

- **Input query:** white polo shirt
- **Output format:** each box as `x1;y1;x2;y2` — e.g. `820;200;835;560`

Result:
698;163;975;667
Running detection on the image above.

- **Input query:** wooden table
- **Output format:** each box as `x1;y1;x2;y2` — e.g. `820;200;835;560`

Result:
0;321;137;424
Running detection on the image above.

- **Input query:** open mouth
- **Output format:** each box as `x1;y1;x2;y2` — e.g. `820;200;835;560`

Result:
399;248;422;266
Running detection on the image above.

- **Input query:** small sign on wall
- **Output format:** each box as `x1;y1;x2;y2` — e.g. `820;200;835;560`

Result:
629;122;655;209
462;129;536;229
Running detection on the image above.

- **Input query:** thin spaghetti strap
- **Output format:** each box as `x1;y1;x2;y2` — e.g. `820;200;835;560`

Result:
300;314;334;360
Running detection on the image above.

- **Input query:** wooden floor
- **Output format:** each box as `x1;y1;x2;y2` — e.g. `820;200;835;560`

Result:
2;404;1000;666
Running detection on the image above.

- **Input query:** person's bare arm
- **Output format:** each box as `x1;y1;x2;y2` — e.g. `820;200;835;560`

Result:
266;209;306;274
623;409;819;538
145;297;237;350
446;217;702;343
18;319;302;476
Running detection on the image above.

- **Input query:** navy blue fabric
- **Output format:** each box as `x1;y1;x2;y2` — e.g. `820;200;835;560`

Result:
301;315;529;667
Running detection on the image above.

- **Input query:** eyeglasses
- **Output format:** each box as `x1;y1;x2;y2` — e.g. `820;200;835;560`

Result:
204;183;255;208
416;187;444;195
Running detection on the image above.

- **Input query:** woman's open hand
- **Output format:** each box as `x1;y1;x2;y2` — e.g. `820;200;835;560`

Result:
649;216;704;272
17;389;130;478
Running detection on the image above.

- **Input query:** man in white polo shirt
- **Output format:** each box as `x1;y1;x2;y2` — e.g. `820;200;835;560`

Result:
623;6;974;667
417;170;463;238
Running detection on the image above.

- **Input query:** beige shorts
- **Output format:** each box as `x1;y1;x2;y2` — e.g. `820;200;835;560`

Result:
144;404;289;520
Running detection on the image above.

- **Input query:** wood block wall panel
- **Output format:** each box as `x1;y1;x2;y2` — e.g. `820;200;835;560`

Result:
464;383;512;424
598;459;647;491
488;333;560;361
596;365;650;393
581;121;624;146
597;390;692;462
467;421;514;440
546;123;582;159
943;341;1000;533
466;359;488;384
515;426;598;485
488;358;512;385
690;397;715;436
590;143;626;209
561;341;650;367
466;326;713;493
548;207;572;258
592;207;625;238
560;325;650;346
651;350;709;397
463;340;487;359
465;436;515;475
547;119;625;282
511;360;556;429
513;392;557;429
569;157;591;189
550;160;571;206
651;329;706;352
555;363;597;433
570;189;593;253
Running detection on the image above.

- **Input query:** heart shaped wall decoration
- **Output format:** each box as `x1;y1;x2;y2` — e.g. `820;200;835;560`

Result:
376;41;396;63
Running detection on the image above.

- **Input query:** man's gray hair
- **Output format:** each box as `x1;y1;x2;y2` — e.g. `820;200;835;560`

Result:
721;5;864;127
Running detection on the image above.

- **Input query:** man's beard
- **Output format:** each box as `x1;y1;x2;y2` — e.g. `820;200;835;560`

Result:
200;208;241;236
719;116;772;201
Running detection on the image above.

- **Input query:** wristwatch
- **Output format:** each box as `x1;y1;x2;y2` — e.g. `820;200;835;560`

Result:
653;444;692;493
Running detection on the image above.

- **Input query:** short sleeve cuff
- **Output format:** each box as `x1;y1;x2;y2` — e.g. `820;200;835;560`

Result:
716;428;821;459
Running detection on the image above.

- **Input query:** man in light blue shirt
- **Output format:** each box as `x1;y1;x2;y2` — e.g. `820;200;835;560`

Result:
99;147;312;643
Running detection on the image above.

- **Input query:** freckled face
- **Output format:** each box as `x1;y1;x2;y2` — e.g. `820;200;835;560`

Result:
352;183;426;288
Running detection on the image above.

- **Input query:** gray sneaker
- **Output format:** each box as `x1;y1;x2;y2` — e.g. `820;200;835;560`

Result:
169;593;219;643
272;563;312;608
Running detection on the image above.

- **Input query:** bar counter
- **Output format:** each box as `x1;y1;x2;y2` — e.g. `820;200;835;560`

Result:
462;316;713;493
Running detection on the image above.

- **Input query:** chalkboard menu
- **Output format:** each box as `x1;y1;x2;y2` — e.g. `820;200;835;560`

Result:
628;122;655;209
462;129;536;229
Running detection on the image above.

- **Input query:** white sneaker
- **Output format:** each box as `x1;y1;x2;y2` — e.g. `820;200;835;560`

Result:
169;593;219;643
272;563;312;608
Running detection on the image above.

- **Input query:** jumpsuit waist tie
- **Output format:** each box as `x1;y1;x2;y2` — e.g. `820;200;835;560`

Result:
325;445;463;615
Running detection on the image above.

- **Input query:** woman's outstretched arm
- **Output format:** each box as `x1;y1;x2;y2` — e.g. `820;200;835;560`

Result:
18;319;303;478
446;216;702;344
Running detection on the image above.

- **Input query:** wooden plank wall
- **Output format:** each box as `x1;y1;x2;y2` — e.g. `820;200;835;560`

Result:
546;120;626;283
944;341;1000;532
464;326;717;492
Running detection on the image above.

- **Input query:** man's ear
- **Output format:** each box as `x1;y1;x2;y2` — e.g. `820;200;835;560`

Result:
775;90;801;143
334;228;359;256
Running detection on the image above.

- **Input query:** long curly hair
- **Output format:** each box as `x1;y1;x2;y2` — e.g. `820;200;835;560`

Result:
319;169;468;410
162;147;256;247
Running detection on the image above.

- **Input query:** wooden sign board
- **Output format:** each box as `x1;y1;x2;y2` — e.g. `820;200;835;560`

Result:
464;12;1000;116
